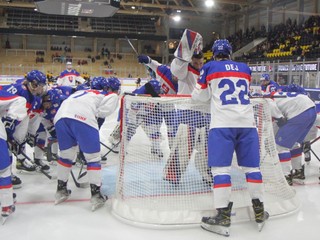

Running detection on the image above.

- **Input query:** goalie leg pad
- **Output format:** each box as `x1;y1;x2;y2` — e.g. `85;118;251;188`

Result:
163;124;189;183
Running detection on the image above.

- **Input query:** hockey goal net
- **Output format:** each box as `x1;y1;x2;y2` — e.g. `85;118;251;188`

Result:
112;95;299;226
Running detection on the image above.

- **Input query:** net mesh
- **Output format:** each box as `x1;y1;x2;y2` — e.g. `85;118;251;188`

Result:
112;95;299;226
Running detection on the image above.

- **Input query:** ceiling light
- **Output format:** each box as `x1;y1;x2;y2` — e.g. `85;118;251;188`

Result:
172;15;181;22
205;0;214;7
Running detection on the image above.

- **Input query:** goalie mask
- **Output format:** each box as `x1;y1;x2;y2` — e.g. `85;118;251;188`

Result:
26;70;48;96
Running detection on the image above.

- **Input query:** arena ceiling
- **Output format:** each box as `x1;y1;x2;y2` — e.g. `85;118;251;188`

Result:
0;0;270;21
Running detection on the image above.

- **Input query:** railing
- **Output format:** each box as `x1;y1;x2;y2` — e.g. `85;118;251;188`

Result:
5;49;46;57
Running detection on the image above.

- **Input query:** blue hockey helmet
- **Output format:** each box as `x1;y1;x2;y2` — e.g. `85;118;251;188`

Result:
26;70;47;96
75;83;90;91
260;73;270;81
107;77;121;91
148;79;161;94
212;39;232;57
90;77;102;90
99;77;110;91
26;70;47;85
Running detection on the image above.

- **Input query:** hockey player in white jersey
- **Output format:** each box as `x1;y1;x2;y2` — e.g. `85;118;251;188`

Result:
268;91;316;185
53;77;120;211
0;90;28;224
56;62;85;87
192;39;267;236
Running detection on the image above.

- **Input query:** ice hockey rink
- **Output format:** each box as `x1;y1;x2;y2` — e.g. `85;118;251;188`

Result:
2;86;320;240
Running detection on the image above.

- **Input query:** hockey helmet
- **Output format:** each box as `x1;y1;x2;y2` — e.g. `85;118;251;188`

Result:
212;39;232;57
90;77;102;90
26;70;47;96
75;83;90;91
260;73;270;82
148;79;161;94
107;77;121;91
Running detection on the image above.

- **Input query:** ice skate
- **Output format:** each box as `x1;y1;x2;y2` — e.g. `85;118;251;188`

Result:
55;180;71;205
1;205;15;225
285;174;293;186
201;202;233;237
34;158;50;172
292;165;305;185
16;158;36;173
12;175;22;189
252;199;269;232
90;184;107;211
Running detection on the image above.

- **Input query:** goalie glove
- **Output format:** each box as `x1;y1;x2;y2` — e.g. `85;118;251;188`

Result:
47;126;56;138
275;117;287;127
2;117;20;141
137;55;151;64
174;29;203;62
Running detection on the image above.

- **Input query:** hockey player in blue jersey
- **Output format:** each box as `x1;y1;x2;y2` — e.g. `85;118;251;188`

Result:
125;79;165;157
53;77;121;211
0;70;47;187
0;90;28;223
192;39;267;236
260;73;281;94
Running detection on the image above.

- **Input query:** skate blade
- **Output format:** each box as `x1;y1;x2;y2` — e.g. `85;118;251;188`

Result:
292;179;305;185
54;196;69;205
256;211;269;232
17;169;36;174
2;216;9;225
201;223;230;237
13;184;22;190
91;202;105;212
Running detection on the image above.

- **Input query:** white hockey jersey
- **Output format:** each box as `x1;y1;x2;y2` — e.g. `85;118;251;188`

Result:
170;58;199;95
56;69;85;87
54;90;119;129
268;92;315;120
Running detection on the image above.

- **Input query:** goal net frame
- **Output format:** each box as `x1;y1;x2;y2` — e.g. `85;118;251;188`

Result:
112;94;300;227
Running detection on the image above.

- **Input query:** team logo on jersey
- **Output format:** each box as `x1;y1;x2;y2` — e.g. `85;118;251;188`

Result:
161;84;169;94
51;109;57;115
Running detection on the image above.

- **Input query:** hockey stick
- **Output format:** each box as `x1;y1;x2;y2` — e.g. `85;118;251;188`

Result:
125;36;139;56
250;95;287;99
100;141;120;154
70;170;89;188
19;150;55;180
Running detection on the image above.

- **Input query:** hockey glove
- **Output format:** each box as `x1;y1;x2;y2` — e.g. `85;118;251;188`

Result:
97;118;105;129
137;55;151;64
275;117;287;127
26;133;36;147
8;139;24;156
2;117;19;141
47;126;57;139
145;82;160;97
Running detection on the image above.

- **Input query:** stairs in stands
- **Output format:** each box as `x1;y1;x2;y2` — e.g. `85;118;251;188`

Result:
233;37;267;58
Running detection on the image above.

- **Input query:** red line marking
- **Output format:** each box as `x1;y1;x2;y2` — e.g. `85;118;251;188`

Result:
16;198;90;205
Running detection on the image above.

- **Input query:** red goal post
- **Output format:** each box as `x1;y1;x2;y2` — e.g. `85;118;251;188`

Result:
112;94;300;227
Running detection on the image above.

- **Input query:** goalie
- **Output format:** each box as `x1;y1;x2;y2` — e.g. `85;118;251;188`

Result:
164;29;212;186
